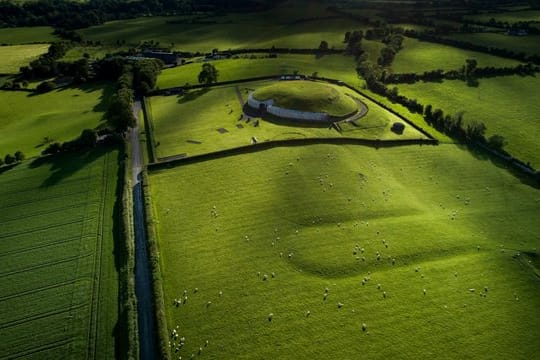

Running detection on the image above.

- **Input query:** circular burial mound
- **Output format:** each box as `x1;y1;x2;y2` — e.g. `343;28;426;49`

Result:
251;80;358;118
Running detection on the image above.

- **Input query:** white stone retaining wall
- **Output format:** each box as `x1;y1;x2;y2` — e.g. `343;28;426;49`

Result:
248;93;329;122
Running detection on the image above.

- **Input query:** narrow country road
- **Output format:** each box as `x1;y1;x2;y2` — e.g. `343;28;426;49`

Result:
131;100;158;359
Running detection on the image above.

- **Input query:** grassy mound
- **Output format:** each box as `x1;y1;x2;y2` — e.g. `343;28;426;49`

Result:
252;80;358;117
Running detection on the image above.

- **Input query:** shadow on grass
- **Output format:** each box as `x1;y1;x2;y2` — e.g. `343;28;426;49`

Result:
177;88;210;104
29;146;114;188
0;162;21;175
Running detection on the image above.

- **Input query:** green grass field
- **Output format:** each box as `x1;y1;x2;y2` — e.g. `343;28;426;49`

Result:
396;76;540;168
0;148;120;359
0;44;50;74
392;37;522;73
0;83;113;158
252;80;358;116
157;54;360;89
78;15;360;53
446;33;540;57
150;143;540;359
0;27;58;44
148;81;427;159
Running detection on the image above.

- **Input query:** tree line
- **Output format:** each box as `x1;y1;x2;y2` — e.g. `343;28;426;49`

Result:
0;0;280;30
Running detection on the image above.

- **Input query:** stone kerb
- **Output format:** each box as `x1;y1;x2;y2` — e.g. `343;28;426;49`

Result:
247;93;330;122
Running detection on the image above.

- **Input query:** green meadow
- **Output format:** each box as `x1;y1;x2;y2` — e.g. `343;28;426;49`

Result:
0;149;120;359
0;44;50;74
396;76;540;168
0;26;58;44
0;84;112;158
465;10;540;23
446;33;540;57
157;54;359;89
78;2;362;53
148;81;426;159
150;143;540;360
392;37;522;74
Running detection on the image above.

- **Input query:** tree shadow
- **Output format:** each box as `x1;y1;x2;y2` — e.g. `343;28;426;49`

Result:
177;88;210;104
29;146;114;188
0;162;21;175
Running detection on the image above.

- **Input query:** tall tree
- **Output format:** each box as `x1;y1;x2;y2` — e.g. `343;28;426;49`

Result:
198;63;219;84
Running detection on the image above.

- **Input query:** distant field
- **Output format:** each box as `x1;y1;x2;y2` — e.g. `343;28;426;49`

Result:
397;76;540;168
465;10;540;23
392;37;522;73
445;33;540;57
148;81;426;159
150;143;540;359
0;83;113;158
0;148;120;359
157;54;359;89
0;44;49;74
78;11;361;53
61;45;128;62
0;27;58;44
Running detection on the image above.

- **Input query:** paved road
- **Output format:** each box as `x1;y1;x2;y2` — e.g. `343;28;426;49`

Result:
130;100;158;360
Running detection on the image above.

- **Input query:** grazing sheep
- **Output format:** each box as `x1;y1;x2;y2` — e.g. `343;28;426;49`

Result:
268;313;273;321
306;310;311;317
271;272;275;278
263;274;268;281
205;340;209;347
423;289;427;295
338;302;344;308
219;291;223;296
207;301;212;307
377;284;381;290
362;323;367;331
383;291;387;298
194;288;198;293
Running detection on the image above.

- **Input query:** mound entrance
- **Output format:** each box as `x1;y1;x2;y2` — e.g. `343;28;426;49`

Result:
248;80;359;122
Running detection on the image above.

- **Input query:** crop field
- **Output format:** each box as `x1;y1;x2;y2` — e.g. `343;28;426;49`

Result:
0;83;113;158
156;54;360;90
0;44;50;74
0;27;58;44
150;143;540;359
0;148;120;359
446;33;540;57
396;76;540;168
78;3;363;53
392;37;522;74
147;81;427;159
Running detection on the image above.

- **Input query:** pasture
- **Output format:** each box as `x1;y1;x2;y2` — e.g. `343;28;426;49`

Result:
392;37;522;74
396;76;540;168
150;143;540;359
77;4;362;53
446;33;540;57
156;54;360;90
147;81;427;159
0;44;50;74
0;83;113;158
0;27;58;44
0;148;120;359
465;10;540;23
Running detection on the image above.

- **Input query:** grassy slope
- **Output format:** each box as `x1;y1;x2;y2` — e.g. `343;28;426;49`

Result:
149;82;426;159
78;13;361;53
392;37;522;73
0;148;120;359
253;81;358;116
464;10;540;23
0;44;50;74
151;143;540;360
0;27;58;44
396;76;540;168
157;54;360;89
0;84;112;158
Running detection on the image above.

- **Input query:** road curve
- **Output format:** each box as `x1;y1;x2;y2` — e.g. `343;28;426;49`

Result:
131;100;158;359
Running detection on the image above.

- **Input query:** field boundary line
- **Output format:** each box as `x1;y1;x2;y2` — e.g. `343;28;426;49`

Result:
0;253;92;277
0;279;78;302
0;304;86;330
148;137;438;171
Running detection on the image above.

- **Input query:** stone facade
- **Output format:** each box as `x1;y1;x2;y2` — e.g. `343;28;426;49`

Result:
247;93;329;122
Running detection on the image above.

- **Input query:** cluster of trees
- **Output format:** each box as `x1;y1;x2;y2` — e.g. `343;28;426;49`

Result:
344;30;364;59
404;30;540;65
198;63;219;84
99;57;163;129
384;62;538;85
0;151;25;167
0;0;278;29
19;42;90;83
